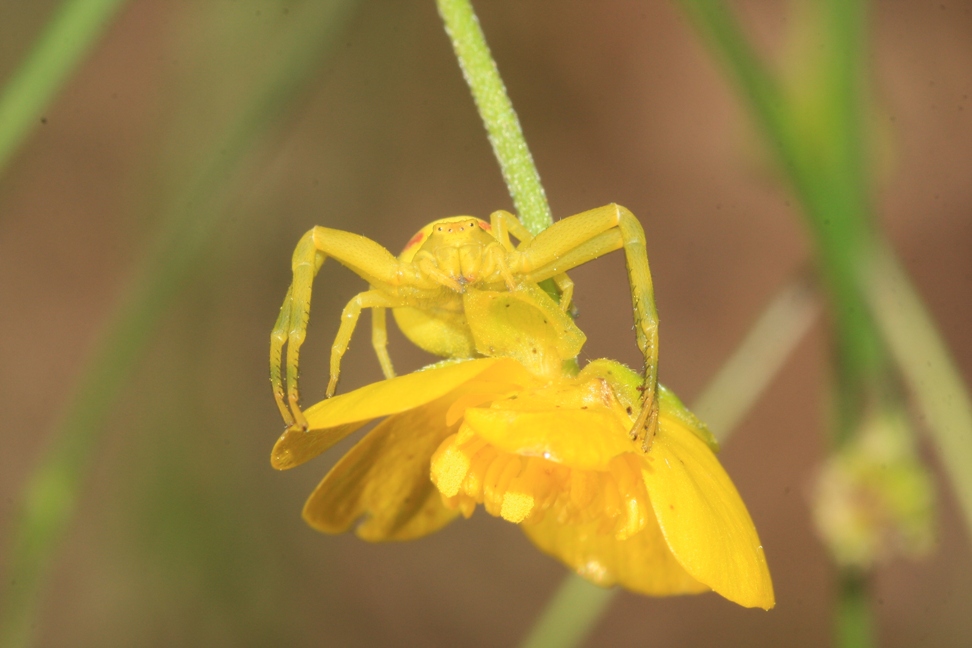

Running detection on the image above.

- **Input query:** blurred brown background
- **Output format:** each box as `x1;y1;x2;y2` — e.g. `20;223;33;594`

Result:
1;1;970;646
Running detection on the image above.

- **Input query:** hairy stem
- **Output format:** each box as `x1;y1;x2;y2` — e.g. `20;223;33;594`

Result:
436;0;552;235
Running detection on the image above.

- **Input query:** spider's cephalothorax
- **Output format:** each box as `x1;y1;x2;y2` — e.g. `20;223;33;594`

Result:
403;217;510;291
270;204;659;451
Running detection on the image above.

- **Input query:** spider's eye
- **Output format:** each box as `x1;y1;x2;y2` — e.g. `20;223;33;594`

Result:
437;227;442;232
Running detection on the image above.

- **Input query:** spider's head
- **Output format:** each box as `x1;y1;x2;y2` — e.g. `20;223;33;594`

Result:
401;217;499;289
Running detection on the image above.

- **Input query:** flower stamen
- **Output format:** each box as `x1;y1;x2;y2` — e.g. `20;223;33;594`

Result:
431;425;654;539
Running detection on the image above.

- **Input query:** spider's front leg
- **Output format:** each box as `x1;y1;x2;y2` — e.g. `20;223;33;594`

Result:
270;226;413;431
511;204;660;451
489;210;575;312
325;290;398;398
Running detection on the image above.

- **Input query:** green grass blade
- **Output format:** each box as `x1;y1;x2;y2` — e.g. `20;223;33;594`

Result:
678;0;885;414
0;0;128;179
0;4;359;646
675;2;970;645
674;0;798;182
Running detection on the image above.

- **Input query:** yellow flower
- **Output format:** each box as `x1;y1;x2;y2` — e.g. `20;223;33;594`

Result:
271;356;775;610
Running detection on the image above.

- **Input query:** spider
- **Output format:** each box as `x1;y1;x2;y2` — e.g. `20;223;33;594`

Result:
270;203;660;450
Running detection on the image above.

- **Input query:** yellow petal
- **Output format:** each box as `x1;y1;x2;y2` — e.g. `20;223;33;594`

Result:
522;511;709;596
643;413;775;609
657;384;719;453
271;421;368;472
302;388;462;542
459;374;636;470
271;358;530;470
581;359;719;452
462;407;632;471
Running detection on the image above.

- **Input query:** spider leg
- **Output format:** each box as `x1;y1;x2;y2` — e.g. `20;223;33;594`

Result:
371;305;395;380
488;210;516;251
514;204;659;450
489;209;532;249
271;226;414;430
414;251;464;292
552;274;574;314
326;290;399;399
490;209;576;312
270;284;296;425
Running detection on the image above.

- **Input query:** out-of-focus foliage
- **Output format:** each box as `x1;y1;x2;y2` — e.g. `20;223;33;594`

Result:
1;2;970;647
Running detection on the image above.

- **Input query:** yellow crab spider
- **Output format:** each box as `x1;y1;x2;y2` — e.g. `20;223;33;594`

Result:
270;203;660;450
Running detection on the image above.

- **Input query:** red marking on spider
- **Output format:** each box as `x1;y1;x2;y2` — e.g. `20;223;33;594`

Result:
477;221;492;231
404;231;425;251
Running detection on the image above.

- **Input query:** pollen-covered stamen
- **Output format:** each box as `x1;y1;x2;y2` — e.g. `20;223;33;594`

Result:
430;425;654;539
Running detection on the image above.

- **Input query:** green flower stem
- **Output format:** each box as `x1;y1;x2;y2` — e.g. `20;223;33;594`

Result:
519;573;617;648
0;0;128;179
435;0;552;235
837;571;874;648
519;274;820;648
804;0;885;442
433;3;608;644
0;5;358;646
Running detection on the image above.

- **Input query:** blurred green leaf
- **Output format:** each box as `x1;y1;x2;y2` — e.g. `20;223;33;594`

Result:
0;2;359;645
675;2;971;647
863;242;972;543
0;0;128;179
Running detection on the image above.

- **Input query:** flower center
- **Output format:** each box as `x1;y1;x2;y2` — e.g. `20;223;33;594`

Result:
430;424;653;540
